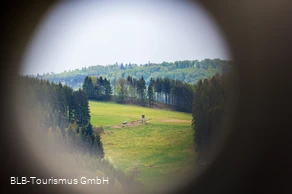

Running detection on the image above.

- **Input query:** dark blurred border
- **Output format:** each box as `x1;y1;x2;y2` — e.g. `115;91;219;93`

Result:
1;0;291;193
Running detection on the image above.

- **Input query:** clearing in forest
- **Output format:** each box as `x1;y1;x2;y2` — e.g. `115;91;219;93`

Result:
89;101;197;187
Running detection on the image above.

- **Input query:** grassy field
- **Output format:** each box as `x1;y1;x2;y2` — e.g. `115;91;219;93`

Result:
89;101;197;187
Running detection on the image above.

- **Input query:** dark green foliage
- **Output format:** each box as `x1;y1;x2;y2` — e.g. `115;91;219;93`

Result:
162;77;171;104
192;74;227;153
82;76;112;101
147;78;155;107
19;75;104;158
83;74;196;113
82;76;94;98
171;80;195;113
104;78;112;100
136;76;146;106
151;77;195;113
116;78;127;103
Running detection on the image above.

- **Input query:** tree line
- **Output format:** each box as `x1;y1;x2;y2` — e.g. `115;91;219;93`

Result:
151;77;195;112
82;76;112;101
19;75;104;157
82;75;196;113
32;59;232;90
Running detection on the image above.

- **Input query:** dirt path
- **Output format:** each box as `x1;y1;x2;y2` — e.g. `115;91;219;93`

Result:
110;120;147;129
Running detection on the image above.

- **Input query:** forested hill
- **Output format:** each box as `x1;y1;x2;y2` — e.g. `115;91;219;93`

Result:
32;58;232;90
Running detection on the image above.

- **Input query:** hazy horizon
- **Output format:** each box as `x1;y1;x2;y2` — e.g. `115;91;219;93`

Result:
22;58;230;76
20;0;231;75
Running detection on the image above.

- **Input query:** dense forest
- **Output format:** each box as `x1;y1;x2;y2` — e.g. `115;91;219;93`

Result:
31;59;232;90
19;75;104;157
82;75;195;113
191;73;232;155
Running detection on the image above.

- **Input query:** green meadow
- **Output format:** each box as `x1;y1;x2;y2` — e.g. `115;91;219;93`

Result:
89;101;197;187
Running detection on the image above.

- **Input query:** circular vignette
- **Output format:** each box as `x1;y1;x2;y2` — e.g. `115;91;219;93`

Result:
9;1;238;194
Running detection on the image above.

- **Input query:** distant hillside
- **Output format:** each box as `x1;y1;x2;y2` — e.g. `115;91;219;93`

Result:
33;58;232;90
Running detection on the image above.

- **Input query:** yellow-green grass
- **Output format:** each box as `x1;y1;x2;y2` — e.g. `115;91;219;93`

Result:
89;101;197;187
89;101;192;127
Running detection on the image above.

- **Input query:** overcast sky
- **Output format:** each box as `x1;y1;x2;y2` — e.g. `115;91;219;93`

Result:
20;0;231;75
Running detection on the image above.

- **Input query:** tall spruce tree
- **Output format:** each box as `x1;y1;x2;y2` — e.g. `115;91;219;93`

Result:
19;75;104;158
137;76;146;106
192;75;226;153
147;78;155;107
